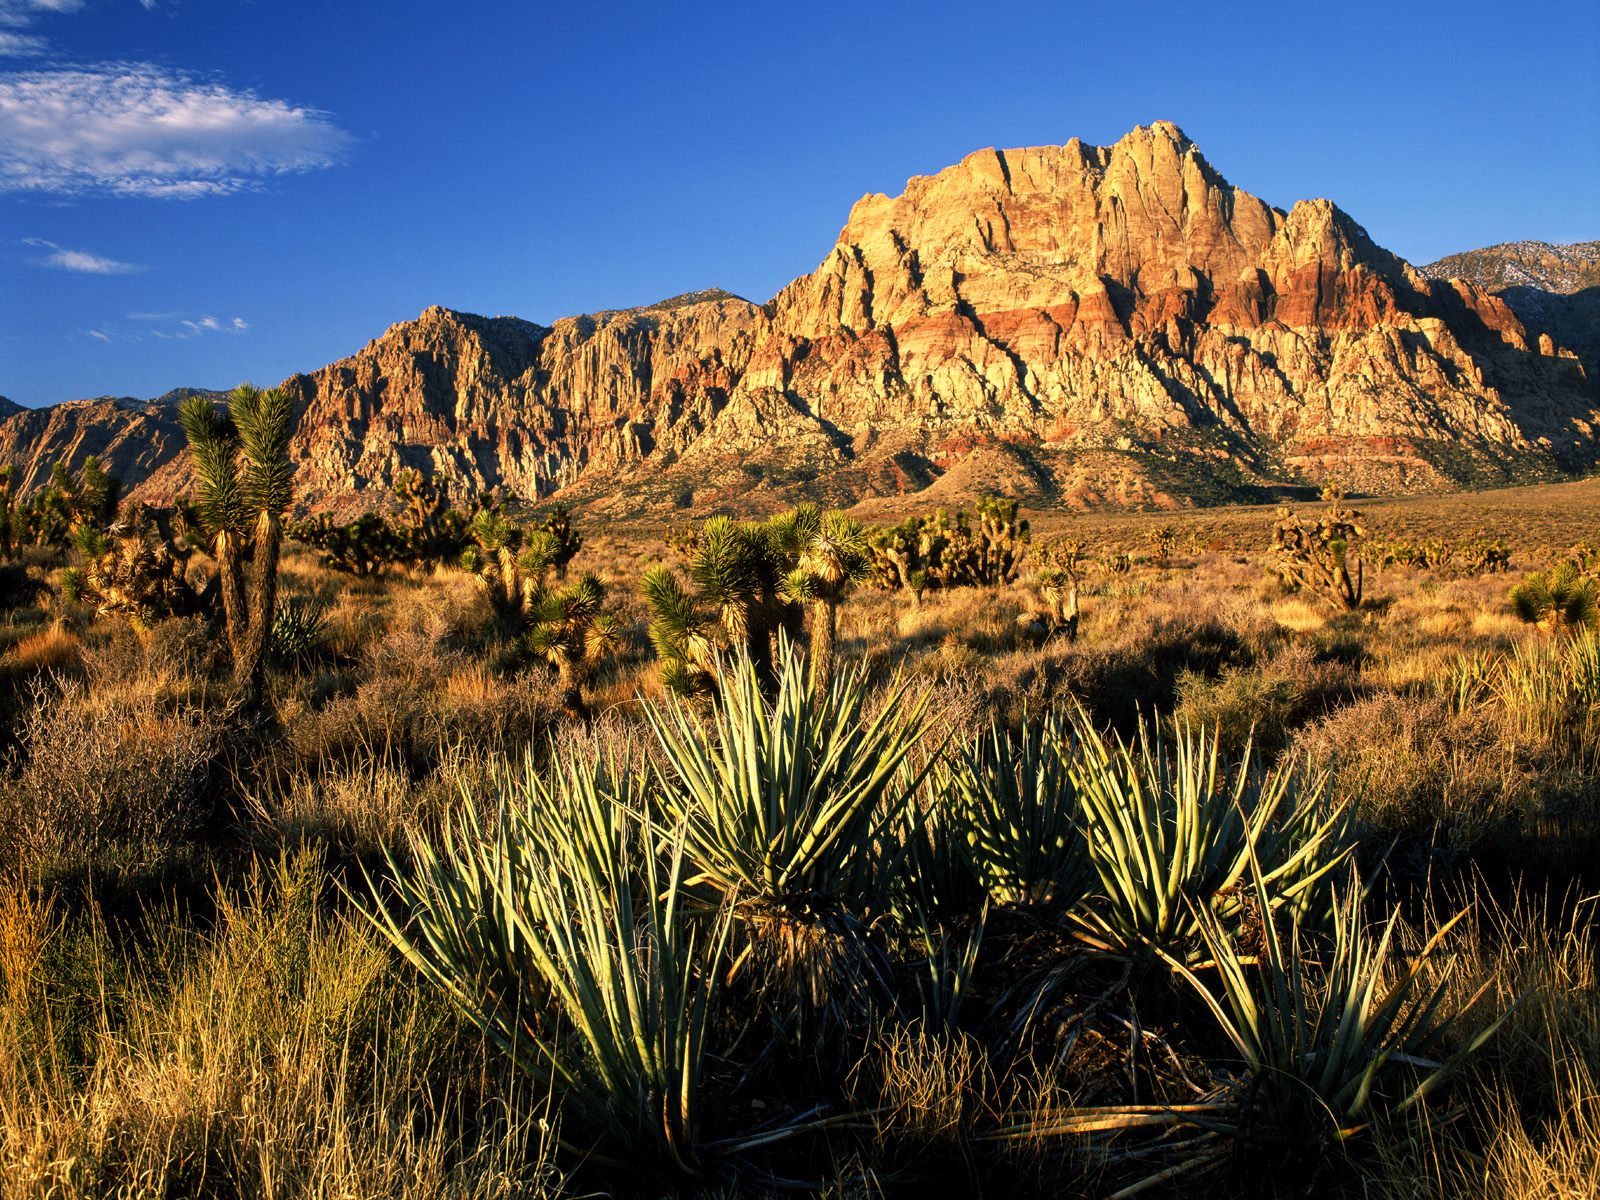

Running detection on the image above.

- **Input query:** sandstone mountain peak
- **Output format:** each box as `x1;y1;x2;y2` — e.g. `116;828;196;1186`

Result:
4;125;1597;515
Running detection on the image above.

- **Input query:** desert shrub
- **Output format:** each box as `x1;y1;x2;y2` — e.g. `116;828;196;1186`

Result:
243;741;499;853
1295;693;1540;877
1173;641;1359;753
0;678;221;876
1057;615;1254;732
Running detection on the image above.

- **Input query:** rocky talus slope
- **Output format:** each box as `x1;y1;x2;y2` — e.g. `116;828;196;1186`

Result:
6;124;1597;515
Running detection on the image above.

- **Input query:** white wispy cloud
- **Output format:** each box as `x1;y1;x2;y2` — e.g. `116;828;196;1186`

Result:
0;30;47;56
129;311;250;339
23;235;144;273
0;0;84;56
0;62;352;197
0;0;88;24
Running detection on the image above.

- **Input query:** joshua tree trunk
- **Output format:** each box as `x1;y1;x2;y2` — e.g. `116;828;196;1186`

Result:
555;655;589;722
213;528;249;666
231;509;282;707
809;597;838;693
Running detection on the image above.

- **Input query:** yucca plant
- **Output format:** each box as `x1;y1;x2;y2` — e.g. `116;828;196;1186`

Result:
1510;561;1599;636
178;384;295;708
362;752;728;1175
645;645;930;1016
941;709;1092;909
1169;868;1503;1144
269;595;330;667
1069;710;1355;963
890;765;988;928
647;644;930;910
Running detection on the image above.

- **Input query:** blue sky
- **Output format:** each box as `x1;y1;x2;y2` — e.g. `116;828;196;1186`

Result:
3;0;1596;407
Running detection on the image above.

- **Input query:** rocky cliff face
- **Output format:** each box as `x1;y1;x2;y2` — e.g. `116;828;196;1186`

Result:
6;124;1598;515
1422;240;1600;402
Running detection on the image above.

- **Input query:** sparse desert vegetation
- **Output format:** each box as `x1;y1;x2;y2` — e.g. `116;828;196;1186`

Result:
0;410;1598;1197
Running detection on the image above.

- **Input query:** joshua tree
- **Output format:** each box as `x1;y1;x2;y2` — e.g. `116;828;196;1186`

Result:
868;517;937;607
642;515;800;697
1510;561;1600;637
768;504;872;691
1146;524;1177;565
1268;483;1367;611
460;510;559;620
1031;537;1085;641
63;504;206;625
391;467;476;564
522;573;623;718
289;511;401;577
0;466;15;561
459;508;618;714
534;503;583;578
866;496;1029;606
178;383;295;709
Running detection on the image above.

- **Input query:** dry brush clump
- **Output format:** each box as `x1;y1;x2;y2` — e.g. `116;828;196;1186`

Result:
0;675;223;878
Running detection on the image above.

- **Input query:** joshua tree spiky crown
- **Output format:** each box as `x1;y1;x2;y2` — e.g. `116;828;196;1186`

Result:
64;504;206;626
522;572;623;719
865;496;1030;605
770;504;873;690
643;510;842;698
1510;560;1600;636
1;457;122;560
177;383;295;708
457;505;619;715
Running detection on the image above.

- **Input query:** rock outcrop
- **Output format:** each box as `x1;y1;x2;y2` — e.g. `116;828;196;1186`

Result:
1422;240;1600;401
5;124;1597;514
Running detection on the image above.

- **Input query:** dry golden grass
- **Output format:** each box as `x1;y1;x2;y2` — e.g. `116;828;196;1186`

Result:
0;627;83;681
0;851;563;1200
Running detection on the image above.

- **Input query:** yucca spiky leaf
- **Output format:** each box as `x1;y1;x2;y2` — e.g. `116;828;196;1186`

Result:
361;751;728;1172
943;708;1092;908
1169;851;1507;1142
644;643;931;909
1069;707;1355;963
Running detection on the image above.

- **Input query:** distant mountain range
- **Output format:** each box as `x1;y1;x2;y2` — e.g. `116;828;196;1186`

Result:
3;123;1596;516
